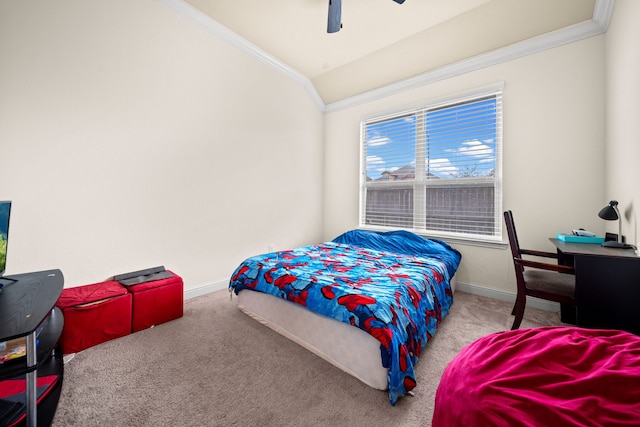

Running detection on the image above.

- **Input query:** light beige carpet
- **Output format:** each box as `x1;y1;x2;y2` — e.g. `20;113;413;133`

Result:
52;289;564;426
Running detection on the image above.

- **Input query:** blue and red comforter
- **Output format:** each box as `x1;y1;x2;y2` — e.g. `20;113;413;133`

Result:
229;230;461;405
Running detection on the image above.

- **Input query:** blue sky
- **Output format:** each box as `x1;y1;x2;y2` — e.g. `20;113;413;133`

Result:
365;97;497;180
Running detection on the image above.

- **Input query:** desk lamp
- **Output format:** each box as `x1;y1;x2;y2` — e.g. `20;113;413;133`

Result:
598;200;633;248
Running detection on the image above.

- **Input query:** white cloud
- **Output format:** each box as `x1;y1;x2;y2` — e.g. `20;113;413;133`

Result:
366;155;385;166
368;136;390;147
428;158;459;175
454;139;494;158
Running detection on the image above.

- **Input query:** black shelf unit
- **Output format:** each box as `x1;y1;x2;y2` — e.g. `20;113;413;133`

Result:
0;270;64;427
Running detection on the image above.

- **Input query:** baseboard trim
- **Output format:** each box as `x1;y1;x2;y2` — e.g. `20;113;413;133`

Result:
455;281;561;313
184;280;229;300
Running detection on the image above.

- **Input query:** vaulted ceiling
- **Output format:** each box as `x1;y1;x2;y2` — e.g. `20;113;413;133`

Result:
179;0;600;105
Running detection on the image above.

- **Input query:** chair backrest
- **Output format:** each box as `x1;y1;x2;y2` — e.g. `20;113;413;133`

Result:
504;210;524;272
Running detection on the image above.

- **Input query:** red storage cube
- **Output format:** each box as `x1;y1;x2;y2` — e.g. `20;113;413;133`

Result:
127;271;183;332
56;280;132;354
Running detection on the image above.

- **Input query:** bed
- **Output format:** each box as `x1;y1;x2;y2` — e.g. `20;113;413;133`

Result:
228;229;461;405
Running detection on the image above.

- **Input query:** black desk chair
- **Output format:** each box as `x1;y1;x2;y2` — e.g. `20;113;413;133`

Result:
504;210;576;329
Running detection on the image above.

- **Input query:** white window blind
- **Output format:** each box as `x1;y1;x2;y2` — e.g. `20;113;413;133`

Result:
360;87;503;240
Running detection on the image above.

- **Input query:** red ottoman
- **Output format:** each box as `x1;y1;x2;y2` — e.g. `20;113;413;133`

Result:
56;280;132;354
127;271;183;332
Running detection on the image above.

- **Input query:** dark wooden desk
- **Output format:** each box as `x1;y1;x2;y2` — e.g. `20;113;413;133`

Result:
549;239;640;335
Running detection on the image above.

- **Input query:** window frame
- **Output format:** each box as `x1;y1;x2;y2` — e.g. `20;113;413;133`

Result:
359;83;504;244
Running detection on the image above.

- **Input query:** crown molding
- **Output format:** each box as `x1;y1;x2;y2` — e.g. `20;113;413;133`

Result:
325;0;615;113
593;0;616;30
154;0;325;110
156;0;615;114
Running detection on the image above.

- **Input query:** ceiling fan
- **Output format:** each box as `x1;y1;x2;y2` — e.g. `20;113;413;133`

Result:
328;0;406;33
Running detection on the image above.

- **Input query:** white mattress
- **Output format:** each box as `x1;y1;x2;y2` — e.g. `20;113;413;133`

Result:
236;275;457;391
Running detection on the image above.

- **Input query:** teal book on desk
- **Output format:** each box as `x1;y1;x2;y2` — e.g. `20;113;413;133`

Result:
556;233;605;244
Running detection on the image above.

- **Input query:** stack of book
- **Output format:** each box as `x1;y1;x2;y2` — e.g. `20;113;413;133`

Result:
556;233;604;244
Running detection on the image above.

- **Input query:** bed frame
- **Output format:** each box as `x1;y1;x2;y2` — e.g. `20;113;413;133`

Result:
236;275;457;390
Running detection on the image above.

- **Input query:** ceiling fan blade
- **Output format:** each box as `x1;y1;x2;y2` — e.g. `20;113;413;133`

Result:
327;0;342;33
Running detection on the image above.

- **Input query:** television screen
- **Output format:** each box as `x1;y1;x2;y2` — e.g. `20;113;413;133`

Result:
0;200;11;277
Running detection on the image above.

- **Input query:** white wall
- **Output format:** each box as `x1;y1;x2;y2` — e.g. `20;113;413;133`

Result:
323;36;606;295
2;1;627;301
0;0;324;290
605;0;640;247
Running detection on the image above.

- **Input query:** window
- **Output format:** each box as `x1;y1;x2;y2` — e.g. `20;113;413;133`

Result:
360;86;503;241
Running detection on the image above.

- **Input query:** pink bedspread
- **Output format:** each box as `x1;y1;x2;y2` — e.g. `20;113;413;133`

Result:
433;327;640;426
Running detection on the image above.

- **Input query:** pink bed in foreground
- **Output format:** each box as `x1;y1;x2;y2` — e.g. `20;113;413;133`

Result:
433;326;640;427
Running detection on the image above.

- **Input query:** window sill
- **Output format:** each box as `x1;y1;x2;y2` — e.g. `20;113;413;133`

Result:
429;235;508;249
357;226;508;249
